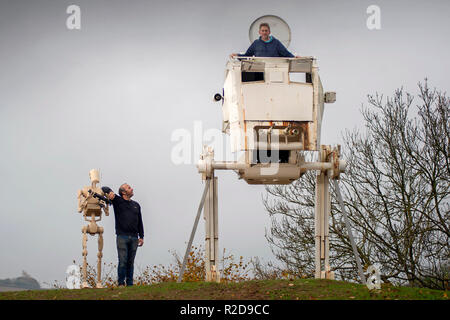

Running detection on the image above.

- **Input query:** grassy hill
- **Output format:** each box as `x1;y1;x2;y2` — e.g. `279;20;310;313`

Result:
0;279;448;300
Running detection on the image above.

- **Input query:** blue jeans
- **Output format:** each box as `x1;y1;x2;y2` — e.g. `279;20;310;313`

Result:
116;235;138;286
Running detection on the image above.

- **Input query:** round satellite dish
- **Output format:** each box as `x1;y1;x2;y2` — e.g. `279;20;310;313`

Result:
249;15;291;48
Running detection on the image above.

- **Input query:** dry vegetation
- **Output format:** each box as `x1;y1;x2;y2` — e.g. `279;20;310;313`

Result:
50;245;254;289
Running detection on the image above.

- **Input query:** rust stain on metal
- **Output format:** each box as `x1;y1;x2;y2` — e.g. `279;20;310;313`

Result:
299;122;311;150
243;109;247;150
332;147;341;179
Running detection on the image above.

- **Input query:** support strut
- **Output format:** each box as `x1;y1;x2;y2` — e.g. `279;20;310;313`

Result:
178;179;211;282
332;179;366;284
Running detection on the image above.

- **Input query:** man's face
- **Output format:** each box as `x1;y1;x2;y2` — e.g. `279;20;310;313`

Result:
259;26;270;40
121;184;134;198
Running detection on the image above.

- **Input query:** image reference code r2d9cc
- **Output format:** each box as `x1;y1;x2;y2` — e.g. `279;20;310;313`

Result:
224;304;270;315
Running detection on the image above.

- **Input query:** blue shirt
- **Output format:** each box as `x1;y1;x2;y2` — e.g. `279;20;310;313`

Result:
239;36;294;58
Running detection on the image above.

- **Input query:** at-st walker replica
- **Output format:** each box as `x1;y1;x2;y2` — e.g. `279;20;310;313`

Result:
76;169;110;288
179;55;350;283
178;16;365;284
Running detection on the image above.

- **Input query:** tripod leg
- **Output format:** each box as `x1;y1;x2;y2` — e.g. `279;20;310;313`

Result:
81;226;89;288
332;180;366;284
96;227;104;288
178;179;211;283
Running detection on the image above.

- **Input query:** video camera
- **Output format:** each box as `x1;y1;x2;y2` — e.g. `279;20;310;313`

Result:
88;189;112;206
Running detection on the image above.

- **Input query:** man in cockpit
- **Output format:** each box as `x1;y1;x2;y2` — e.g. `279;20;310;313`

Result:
229;22;307;82
230;22;299;58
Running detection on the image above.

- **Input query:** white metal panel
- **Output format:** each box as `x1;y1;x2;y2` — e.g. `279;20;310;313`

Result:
222;70;232;123
289;59;312;73
238;57;313;73
242;83;313;121
316;75;324;149
239;164;302;184
269;71;284;83
225;66;246;152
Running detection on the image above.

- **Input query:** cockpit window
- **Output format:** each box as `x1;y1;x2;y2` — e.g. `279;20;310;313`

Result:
289;72;312;83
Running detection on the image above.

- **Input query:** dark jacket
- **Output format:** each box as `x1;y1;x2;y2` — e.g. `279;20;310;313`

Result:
111;195;144;239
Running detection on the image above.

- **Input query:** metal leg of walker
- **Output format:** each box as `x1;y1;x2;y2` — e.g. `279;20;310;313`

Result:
178;175;220;283
332;179;366;284
314;172;366;283
204;175;219;282
315;170;333;279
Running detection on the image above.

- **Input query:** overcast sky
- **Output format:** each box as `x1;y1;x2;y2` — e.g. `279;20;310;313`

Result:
0;0;449;287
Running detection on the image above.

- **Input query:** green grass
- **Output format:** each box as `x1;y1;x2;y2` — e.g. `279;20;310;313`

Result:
0;279;448;300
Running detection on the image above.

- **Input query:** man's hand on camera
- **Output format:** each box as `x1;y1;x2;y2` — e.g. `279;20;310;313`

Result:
102;186;115;201
138;238;144;247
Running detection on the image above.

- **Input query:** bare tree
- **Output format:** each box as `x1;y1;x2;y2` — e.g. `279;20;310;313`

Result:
261;80;449;289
